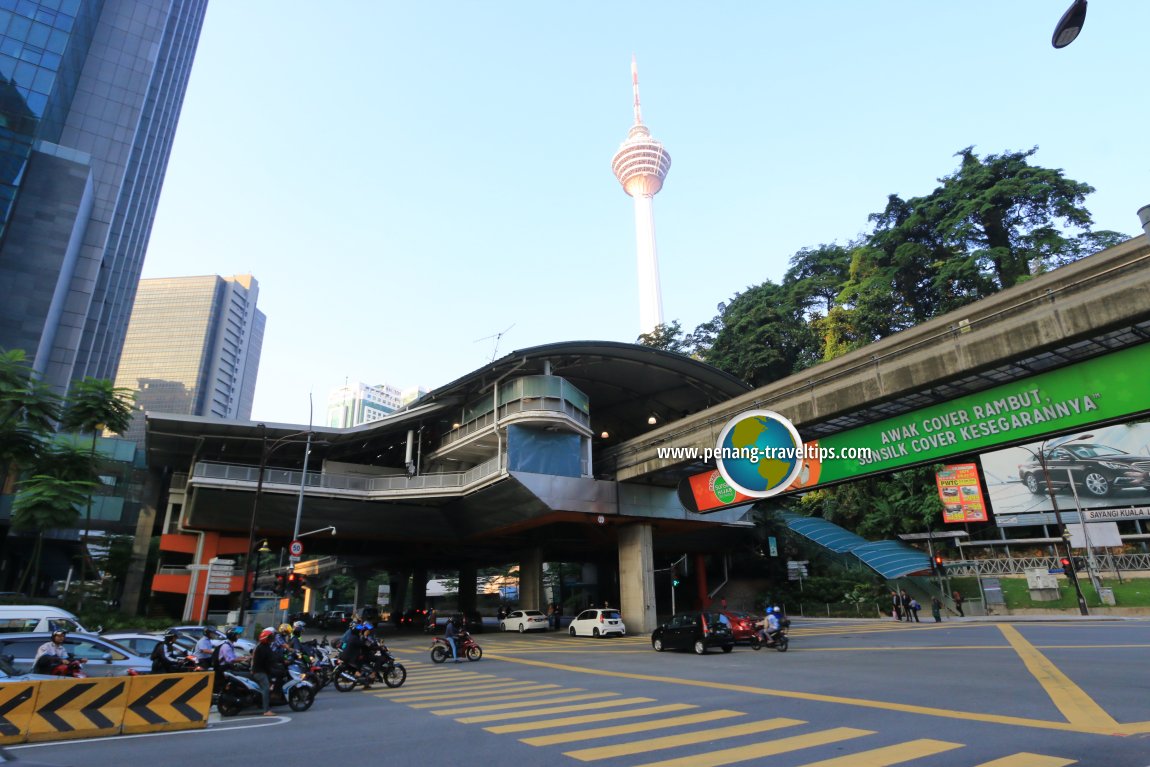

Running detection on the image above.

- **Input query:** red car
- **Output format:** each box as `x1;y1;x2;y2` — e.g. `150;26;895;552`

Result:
721;610;762;642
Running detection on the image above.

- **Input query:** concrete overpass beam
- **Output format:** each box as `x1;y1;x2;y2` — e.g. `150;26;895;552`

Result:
618;523;656;634
518;548;544;612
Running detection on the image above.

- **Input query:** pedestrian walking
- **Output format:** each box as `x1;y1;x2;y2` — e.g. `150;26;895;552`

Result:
890;590;902;621
931;596;942;623
899;590;912;622
952;590;964;617
909;598;921;622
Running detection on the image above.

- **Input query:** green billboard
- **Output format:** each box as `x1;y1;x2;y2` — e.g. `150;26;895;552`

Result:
810;342;1150;486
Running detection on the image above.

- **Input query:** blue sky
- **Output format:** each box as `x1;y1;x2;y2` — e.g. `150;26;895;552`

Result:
142;2;1150;425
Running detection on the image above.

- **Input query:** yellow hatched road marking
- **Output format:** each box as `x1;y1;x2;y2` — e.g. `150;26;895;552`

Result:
485;703;697;734
521;709;747;745
406;686;576;708
974;753;1077;767
385;682;557;702
376;678;519;694
454;696;655;723
998;624;1118;730
792;738;964;766
429;692;620;715
563;718;809;761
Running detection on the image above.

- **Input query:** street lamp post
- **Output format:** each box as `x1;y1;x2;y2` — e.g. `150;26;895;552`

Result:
236;425;316;630
1021;435;1091;615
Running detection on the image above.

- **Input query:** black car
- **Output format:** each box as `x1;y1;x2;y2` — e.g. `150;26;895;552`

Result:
1018;443;1150;498
651;611;734;654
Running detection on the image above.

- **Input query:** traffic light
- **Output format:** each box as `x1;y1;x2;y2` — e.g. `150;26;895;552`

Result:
287;573;306;597
932;554;946;574
671;565;680;588
1059;556;1074;573
273;573;286;596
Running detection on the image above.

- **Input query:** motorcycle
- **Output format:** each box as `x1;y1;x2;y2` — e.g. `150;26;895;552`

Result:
430;631;482;663
333;645;406;691
302;640;335;690
38;657;88;678
749;622;789;652
215;658;316;716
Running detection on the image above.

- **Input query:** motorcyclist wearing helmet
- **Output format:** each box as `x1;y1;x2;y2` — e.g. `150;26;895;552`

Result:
34;630;70;673
339;622;371;687
272;622;293;651
289;621;306;653
151;630;184;673
755;607;782;646
194;627;215;668
251;628;276;715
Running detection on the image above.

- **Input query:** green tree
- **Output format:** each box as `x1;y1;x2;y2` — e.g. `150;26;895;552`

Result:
0;349;61;491
636;321;692;355
58;377;135;600
700;281;820;386
11;444;98;595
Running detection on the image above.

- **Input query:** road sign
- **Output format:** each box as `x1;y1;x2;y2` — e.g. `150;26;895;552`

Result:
205;558;235;596
289;540;303;557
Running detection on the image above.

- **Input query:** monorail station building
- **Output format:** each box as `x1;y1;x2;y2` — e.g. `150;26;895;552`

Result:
141;342;752;632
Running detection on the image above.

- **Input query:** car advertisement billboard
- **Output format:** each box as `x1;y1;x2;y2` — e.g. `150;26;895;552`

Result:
979;419;1150;521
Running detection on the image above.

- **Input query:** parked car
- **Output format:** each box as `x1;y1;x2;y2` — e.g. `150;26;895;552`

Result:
102;632;195;658
0;654;58;683
318;611;351;631
651;612;734;654
1018;443;1150;498
499;609;548;633
169;625;255;653
568;608;625;638
719;610;761;643
0;632;152;676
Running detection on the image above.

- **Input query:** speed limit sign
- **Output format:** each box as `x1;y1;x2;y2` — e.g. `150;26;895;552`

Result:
289;540;303;557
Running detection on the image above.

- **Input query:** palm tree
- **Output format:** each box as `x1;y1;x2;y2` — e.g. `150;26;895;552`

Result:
0;349;61;493
58;377;135;601
11;445;98;596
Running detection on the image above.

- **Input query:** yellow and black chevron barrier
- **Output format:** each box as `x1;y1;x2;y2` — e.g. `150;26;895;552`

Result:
0;682;40;745
0;673;211;744
122;673;211;734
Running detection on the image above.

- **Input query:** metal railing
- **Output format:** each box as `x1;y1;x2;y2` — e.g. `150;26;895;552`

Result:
190;454;505;498
439;398;590;450
945;554;1150;577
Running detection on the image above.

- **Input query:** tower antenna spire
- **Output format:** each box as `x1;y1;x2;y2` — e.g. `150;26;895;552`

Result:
631;54;642;125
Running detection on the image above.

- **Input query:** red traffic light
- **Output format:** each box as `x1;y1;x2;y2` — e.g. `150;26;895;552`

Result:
1059;557;1072;570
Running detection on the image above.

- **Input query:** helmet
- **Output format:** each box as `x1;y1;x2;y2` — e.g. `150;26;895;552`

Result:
278;623;292;634
51;629;66;639
293;621;305;631
361;623;373;631
164;629;178;640
773;607;782;614
202;627;213;636
259;628;275;642
225;629;239;641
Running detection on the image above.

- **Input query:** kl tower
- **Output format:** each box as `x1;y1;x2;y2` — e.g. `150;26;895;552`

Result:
612;57;672;336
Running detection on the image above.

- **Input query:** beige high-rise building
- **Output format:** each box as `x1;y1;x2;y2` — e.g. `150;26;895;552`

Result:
114;274;265;443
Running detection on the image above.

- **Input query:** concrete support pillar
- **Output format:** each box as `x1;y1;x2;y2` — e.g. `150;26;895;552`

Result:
120;469;162;615
458;563;477;615
353;572;369;612
519;548;544;611
388;571;409;616
618;523;656;634
411;567;428;609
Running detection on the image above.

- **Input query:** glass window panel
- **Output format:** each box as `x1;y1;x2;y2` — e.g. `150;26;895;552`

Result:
45;27;65;54
0;52;15;78
53;12;70;32
59;0;79;14
24;90;45;114
39;50;58;69
34;8;53;25
30;66;52;94
39;0;61;10
17;45;39;63
14;1;34;19
11;59;34;88
0;10;11;32
0;37;19;57
26;20;47;47
6;13;29;39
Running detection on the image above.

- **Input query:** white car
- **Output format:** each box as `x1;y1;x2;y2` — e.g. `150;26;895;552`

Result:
499;610;549;633
568;608;626;638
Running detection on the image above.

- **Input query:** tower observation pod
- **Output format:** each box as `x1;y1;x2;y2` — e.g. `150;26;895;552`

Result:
611;57;671;336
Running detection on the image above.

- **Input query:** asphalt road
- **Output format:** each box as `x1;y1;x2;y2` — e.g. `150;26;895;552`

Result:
15;617;1150;767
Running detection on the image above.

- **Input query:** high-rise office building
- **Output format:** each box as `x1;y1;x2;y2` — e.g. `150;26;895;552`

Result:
114;273;264;443
327;382;428;428
611;57;671;336
0;0;209;395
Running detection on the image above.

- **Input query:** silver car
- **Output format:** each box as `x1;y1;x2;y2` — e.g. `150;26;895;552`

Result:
0;632;152;677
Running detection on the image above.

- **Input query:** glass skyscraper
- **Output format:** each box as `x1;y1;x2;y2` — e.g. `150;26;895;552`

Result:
0;0;208;394
114;273;264;444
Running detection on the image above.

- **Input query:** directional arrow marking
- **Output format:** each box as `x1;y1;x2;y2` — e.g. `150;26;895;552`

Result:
128;678;178;725
172;677;209;721
0;687;34;736
36;683;91;732
83;683;125;729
